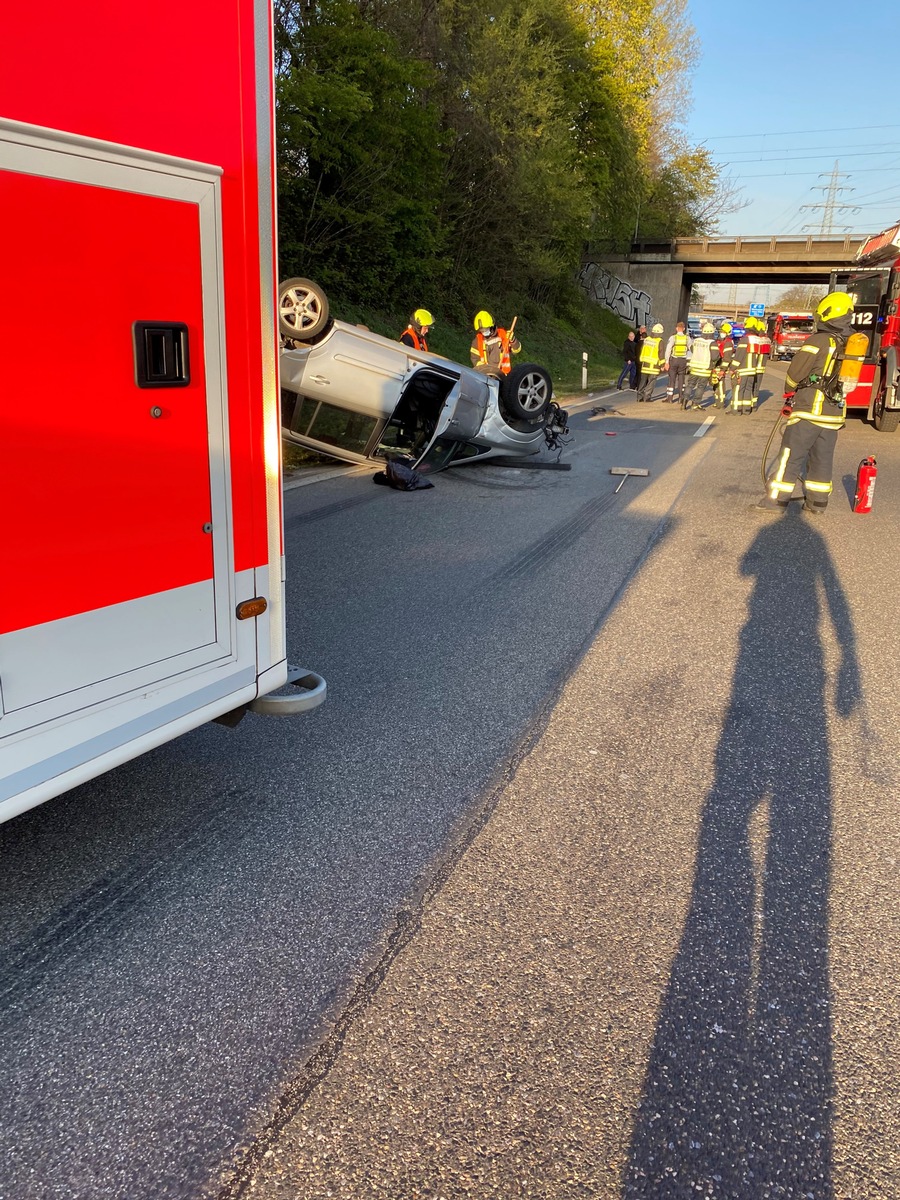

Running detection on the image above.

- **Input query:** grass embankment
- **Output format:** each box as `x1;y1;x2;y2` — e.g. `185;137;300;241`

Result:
282;294;629;471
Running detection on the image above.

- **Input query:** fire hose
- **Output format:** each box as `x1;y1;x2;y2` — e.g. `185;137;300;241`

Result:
761;404;790;488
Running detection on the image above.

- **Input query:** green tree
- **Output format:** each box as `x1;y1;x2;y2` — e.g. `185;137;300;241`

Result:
275;0;446;302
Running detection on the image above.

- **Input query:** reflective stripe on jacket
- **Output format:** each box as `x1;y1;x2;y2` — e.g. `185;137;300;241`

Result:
785;334;845;429
640;336;663;368
688;337;719;376
472;328;519;374
733;337;756;377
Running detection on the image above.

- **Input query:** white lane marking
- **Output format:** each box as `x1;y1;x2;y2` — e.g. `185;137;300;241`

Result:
694;415;716;438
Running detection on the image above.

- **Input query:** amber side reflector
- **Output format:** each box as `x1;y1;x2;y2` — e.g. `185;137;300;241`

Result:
236;597;268;620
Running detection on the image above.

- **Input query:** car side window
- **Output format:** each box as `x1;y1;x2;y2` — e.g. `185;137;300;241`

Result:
298;398;378;454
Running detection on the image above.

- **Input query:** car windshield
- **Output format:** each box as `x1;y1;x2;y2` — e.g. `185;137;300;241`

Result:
784;318;814;332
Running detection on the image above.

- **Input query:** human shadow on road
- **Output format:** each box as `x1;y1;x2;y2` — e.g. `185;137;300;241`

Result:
623;508;861;1199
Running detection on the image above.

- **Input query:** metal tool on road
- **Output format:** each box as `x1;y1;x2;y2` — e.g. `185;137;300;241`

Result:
610;466;650;494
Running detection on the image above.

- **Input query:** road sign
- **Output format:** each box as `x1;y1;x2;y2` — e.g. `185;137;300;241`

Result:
749;302;765;318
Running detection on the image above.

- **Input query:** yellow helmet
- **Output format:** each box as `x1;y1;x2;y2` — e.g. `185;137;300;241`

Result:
413;308;434;328
720;321;732;335
651;322;664;334
474;310;494;331
816;291;855;323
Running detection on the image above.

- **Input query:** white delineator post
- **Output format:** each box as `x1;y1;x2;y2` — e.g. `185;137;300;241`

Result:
582;351;588;390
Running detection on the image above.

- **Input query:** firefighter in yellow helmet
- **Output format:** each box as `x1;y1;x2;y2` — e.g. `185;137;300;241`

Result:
752;316;771;399
752;291;855;515
470;310;521;377
636;323;666;402
683;322;721;410
400;308;434;352
715;322;735;408
731;319;758;414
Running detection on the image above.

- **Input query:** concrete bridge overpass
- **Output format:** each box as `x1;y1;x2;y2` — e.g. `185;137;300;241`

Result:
578;233;864;334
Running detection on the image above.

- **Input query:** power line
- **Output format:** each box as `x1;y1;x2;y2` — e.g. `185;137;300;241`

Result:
722;141;900;160
852;198;900;208
721;148;900;166
729;165;900;180
699;123;900;141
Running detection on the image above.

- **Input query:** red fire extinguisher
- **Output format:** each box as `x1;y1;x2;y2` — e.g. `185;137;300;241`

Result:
853;456;877;513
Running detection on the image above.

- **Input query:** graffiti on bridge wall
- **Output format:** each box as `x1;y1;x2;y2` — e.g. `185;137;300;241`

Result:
578;261;653;328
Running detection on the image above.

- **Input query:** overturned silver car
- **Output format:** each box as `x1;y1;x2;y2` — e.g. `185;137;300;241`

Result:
278;279;568;473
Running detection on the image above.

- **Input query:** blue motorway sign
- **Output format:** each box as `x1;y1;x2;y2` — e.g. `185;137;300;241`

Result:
749;302;765;318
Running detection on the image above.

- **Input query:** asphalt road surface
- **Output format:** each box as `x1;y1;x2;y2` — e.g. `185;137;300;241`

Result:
2;365;899;1199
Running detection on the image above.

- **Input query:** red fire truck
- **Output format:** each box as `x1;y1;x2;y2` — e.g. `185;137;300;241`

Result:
766;311;815;360
830;220;900;432
0;1;325;823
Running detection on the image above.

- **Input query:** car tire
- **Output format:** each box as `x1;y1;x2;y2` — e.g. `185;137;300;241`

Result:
873;347;900;432
278;277;331;342
499;363;553;422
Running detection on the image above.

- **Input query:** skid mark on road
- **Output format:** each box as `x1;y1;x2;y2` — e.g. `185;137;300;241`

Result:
0;788;251;1023
484;492;620;585
286;492;385;526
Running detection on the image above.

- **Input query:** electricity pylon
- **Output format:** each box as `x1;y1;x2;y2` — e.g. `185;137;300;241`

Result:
800;161;860;234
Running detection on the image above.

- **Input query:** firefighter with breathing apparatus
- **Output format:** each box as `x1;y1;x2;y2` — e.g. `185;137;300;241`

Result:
753;291;860;515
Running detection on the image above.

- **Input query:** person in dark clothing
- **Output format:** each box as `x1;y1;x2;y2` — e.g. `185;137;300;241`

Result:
752;291;855;515
617;331;638;390
633;325;647;389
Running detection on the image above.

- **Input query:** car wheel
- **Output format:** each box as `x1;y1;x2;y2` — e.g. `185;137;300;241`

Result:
500;363;553;422
874;347;900;432
278;277;330;342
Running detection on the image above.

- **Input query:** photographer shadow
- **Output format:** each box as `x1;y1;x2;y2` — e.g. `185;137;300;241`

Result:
624;507;861;1198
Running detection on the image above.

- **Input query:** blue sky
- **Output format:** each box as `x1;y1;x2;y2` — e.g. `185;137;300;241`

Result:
685;0;900;241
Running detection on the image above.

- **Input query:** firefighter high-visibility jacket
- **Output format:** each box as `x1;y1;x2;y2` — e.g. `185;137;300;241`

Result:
400;326;428;352
688;336;720;377
470;328;521;375
664;331;692;362
732;333;756;383
784;331;846;430
718;337;735;374
755;330;770;379
639;335;665;375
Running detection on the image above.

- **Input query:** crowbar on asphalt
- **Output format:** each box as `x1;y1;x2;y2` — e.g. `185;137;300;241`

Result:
609;466;650;494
